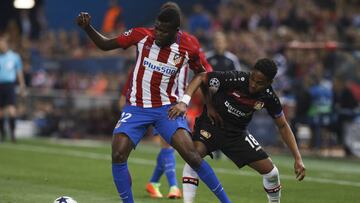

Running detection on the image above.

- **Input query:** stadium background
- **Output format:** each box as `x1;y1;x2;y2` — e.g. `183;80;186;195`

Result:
0;0;360;202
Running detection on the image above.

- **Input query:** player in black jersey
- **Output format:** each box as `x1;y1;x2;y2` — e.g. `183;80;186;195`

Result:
169;58;306;203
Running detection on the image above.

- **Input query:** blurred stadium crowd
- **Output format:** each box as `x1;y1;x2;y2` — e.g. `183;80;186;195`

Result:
1;0;360;156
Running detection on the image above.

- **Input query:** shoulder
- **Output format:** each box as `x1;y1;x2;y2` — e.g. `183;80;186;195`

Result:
205;50;215;58
179;31;200;53
122;27;153;38
224;51;239;62
7;51;21;59
263;86;281;104
211;70;248;81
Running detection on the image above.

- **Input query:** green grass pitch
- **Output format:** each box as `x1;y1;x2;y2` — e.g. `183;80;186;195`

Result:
1;138;360;203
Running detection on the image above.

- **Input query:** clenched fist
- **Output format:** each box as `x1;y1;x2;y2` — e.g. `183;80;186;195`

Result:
76;12;91;28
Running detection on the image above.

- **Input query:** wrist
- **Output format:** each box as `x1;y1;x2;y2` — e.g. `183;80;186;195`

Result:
84;24;92;31
180;94;191;106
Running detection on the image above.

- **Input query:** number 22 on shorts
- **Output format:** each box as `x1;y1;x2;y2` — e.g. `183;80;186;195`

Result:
115;112;132;128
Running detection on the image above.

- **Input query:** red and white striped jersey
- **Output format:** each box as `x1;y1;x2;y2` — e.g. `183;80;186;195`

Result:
117;27;204;108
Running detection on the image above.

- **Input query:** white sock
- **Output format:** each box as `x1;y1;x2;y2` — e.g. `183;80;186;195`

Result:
263;165;281;203
182;163;199;203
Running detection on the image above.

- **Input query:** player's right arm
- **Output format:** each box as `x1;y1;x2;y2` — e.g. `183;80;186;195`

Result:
169;72;224;126
77;12;120;51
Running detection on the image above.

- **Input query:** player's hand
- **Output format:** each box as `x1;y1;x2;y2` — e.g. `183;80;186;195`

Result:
207;104;223;127
168;102;187;119
76;12;91;29
294;159;306;181
19;86;26;98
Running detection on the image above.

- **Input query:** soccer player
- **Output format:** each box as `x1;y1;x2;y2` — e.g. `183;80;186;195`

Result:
118;25;213;199
169;58;306;203
0;34;26;143
76;6;231;203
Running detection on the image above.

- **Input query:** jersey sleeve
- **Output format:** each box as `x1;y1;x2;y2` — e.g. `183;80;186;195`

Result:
199;49;213;72
264;89;284;119
116;27;146;49
206;71;247;92
187;36;204;73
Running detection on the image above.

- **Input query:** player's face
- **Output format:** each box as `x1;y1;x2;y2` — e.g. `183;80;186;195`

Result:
0;38;8;53
249;70;271;94
154;20;178;47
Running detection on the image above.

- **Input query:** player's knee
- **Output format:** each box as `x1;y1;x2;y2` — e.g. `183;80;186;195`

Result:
112;150;128;163
184;151;202;169
263;165;281;192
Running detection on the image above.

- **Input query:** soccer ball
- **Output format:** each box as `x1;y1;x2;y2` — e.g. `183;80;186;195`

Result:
53;196;77;203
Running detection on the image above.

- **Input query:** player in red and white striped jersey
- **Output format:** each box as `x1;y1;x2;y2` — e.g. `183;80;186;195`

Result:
118;32;212;199
77;5;230;203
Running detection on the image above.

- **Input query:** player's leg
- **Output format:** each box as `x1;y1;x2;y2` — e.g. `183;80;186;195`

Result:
7;105;17;143
249;158;281;203
147;131;181;199
182;141;208;203
146;128;164;198
112;133;135;203
112;105;151;203
159;137;182;199
171;129;230;203
155;108;231;203
0;86;8;142
0;108;5;142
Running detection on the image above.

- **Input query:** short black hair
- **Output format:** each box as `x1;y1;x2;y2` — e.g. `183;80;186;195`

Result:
254;58;278;80
157;7;181;28
161;1;181;13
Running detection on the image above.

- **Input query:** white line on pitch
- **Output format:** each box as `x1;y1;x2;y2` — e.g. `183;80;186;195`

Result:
2;144;360;188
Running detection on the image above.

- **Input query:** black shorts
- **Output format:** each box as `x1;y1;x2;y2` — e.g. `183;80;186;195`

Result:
0;83;16;108
193;117;268;168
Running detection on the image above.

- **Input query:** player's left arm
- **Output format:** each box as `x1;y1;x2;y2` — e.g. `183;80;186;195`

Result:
274;114;306;181
15;54;26;97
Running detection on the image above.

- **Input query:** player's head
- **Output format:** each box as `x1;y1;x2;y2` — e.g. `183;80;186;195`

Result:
161;1;181;12
0;34;9;53
213;31;227;54
154;6;180;47
249;58;277;94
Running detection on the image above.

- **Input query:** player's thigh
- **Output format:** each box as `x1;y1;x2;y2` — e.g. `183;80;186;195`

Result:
248;157;274;174
221;132;269;169
7;105;16;116
0;83;15;111
192;118;226;157
170;128;202;167
113;105;154;146
154;105;191;145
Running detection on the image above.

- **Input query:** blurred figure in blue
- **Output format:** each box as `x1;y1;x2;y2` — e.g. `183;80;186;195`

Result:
0;34;26;143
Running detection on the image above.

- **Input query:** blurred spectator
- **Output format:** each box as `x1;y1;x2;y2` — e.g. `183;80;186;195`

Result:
206;31;242;71
188;3;212;45
332;74;359;152
102;0;125;34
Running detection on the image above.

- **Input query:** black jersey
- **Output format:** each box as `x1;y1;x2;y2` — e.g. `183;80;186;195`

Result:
201;71;283;133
